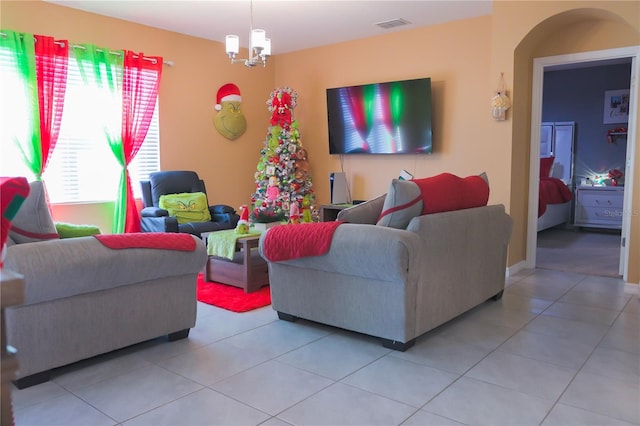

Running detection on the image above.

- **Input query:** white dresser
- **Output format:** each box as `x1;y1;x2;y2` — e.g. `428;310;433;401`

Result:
574;186;624;229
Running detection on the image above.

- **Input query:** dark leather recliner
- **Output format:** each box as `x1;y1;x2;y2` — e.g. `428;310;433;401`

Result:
140;170;239;237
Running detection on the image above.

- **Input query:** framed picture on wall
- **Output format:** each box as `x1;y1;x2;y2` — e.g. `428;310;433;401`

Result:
603;89;629;124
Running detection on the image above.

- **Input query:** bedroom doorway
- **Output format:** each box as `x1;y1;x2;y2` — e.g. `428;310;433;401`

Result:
526;46;639;281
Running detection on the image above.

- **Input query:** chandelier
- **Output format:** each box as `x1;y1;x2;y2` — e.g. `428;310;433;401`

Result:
225;0;271;67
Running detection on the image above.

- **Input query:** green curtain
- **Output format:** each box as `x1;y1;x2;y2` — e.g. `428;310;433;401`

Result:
74;44;124;233
0;30;41;179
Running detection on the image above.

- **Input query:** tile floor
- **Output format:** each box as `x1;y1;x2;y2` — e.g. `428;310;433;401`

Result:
11;268;640;426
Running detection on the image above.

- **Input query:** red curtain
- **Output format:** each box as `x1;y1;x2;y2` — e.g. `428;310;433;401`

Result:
34;34;68;176
120;51;162;233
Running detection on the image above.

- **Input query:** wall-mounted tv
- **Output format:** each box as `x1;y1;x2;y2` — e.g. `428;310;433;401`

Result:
326;77;432;154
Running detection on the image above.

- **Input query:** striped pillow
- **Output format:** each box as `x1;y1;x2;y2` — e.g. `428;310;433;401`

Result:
9;180;60;243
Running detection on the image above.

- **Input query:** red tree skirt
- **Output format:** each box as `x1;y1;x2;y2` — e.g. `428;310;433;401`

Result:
196;273;271;313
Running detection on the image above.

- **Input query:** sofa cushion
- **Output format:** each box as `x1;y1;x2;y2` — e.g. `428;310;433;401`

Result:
159;192;212;224
336;194;386;224
377;173;490;229
9;180;60;243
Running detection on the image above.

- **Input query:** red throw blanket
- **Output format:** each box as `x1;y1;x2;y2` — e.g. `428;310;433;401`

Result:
94;232;196;251
539;177;572;217
262;221;343;262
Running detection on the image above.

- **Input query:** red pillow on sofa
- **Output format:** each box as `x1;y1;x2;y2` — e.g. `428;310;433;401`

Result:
377;172;490;229
412;173;489;215
540;157;554;178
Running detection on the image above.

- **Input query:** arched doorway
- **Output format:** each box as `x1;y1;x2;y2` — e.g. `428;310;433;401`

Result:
509;8;639;281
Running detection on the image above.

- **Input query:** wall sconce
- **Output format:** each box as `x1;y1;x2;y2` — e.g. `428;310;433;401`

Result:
491;72;511;121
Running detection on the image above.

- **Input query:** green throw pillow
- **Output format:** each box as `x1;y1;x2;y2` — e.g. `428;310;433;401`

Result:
55;222;101;238
159;192;212;224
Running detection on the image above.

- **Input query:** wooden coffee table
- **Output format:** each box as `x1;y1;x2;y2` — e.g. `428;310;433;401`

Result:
205;235;269;293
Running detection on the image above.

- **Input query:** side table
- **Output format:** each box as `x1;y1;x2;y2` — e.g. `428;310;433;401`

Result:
205;235;269;293
319;204;354;222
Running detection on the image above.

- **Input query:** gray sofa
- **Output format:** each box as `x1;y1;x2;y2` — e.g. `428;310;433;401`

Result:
259;203;512;350
3;180;207;388
4;235;207;388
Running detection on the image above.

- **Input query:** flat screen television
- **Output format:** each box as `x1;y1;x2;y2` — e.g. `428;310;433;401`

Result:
326;77;432;154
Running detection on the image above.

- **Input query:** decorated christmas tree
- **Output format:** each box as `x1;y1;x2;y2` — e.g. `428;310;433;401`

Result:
250;87;315;223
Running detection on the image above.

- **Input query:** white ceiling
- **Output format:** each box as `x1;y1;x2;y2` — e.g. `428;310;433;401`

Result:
45;0;493;54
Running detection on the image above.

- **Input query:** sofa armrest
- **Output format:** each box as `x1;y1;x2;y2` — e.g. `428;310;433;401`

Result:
259;223;421;282
208;205;240;226
210;204;236;214
141;206;169;217
141;215;179;233
405;204;512;293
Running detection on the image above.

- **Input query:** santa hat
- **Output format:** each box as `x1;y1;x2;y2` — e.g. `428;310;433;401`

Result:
215;83;242;111
237;205;249;224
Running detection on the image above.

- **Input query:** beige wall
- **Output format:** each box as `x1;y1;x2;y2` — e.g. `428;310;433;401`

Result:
273;16;506;203
3;1;639;282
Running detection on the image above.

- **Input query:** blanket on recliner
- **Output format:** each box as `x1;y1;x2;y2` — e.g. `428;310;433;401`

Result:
262;221;343;262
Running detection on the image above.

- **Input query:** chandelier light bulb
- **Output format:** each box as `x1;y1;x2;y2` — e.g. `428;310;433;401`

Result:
225;35;239;56
251;29;266;50
263;38;271;57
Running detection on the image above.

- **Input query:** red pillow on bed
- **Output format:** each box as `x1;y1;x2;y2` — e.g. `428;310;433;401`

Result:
540;157;554;178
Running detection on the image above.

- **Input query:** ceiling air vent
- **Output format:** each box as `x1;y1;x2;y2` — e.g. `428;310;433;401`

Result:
375;18;411;29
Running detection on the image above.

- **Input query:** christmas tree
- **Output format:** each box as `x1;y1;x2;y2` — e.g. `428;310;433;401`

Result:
250;87;315;223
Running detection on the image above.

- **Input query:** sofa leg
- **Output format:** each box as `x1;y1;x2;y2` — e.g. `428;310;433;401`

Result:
277;311;298;322
381;338;415;352
13;370;51;389
490;290;504;301
168;328;190;341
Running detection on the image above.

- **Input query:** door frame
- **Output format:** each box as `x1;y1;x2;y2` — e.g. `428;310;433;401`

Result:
526;46;639;281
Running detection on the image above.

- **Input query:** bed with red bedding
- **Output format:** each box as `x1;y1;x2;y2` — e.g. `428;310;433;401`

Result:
538;157;573;231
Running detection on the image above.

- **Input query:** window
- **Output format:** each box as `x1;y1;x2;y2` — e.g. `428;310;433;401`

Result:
0;45;160;203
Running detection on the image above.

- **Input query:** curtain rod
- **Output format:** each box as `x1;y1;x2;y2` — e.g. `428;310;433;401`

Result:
70;44;174;66
0;31;174;66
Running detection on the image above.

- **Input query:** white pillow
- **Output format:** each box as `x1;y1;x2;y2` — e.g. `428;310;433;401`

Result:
9;181;59;243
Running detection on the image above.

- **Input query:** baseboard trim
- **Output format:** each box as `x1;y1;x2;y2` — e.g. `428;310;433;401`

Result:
507;261;528;277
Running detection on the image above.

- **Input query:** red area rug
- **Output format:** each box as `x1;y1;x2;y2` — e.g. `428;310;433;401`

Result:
196;273;271;313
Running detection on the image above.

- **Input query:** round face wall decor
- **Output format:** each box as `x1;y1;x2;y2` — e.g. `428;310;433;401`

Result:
213;83;247;140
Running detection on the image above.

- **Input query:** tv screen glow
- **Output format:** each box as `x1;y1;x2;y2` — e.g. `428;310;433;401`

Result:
326;77;432;154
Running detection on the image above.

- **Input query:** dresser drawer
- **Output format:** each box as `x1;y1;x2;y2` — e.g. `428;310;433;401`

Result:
574;187;624;229
575;206;623;225
577;191;623;208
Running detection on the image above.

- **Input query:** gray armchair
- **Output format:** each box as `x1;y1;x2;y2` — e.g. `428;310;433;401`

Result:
141;170;239;237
